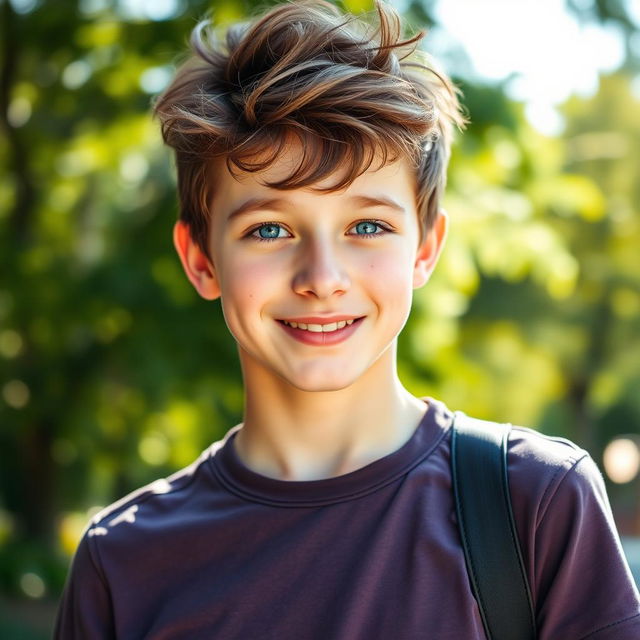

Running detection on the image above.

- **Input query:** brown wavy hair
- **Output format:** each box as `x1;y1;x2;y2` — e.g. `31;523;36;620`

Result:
153;0;469;260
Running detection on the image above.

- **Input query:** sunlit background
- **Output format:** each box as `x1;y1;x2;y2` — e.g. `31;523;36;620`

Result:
1;0;639;635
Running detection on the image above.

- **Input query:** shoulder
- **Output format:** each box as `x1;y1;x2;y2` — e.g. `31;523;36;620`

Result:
507;423;589;473
449;415;600;537
505;424;599;527
81;437;227;544
503;427;640;636
69;436;236;584
448;412;596;516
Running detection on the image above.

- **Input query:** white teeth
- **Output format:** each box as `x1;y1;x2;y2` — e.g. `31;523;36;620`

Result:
282;318;358;332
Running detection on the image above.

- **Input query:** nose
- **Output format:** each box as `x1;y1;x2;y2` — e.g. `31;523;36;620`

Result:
292;236;351;299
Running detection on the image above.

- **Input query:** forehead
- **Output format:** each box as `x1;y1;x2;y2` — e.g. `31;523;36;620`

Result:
210;142;417;212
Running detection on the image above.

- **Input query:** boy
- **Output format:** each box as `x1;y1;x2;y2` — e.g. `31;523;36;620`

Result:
54;1;640;638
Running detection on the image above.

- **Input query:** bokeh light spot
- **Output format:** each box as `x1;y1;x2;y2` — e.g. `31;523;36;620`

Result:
604;438;640;484
0;329;23;358
2;379;30;409
20;572;46;599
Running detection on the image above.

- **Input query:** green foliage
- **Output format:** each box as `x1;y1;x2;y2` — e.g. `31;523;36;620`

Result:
402;71;640;453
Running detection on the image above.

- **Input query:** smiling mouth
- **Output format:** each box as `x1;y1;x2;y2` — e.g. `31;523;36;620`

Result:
277;317;365;333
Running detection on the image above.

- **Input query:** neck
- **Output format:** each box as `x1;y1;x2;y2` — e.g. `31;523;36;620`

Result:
233;348;428;481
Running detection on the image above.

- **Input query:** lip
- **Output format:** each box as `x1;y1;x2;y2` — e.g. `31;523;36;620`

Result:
277;316;365;346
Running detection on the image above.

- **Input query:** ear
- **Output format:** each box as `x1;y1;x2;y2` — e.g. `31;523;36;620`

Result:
412;209;448;289
173;220;221;300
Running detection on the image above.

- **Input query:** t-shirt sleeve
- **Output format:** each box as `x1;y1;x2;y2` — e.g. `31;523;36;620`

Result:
53;530;116;639
534;453;640;640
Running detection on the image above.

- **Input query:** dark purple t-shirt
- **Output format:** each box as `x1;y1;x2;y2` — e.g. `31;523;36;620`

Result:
54;398;640;639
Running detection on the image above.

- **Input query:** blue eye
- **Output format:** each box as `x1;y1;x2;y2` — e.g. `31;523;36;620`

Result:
353;221;383;236
246;219;391;243
352;220;390;238
249;223;289;243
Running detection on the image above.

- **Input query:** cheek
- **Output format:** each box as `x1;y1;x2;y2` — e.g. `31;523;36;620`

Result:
358;251;415;328
221;248;279;297
218;256;279;333
362;248;415;298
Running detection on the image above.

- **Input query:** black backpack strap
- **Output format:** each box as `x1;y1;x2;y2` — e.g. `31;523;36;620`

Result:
451;411;537;640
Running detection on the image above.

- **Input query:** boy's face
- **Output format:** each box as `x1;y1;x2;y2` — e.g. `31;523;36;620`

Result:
174;144;447;393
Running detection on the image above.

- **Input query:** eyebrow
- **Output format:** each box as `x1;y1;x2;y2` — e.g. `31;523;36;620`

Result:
226;194;406;222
